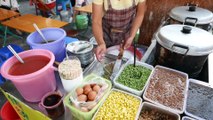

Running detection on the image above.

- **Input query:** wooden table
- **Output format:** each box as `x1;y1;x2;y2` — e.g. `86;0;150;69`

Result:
0;8;21;47
2;14;68;33
74;4;92;13
0;8;20;21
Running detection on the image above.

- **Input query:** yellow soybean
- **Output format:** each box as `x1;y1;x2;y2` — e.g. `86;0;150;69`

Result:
94;91;140;120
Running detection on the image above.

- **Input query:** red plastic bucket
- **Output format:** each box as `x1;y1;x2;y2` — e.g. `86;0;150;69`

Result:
37;1;56;10
0;101;20;120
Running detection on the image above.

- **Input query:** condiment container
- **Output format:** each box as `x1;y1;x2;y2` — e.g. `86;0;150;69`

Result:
185;79;213;120
143;65;188;114
39;91;64;119
92;88;142;120
139;102;180;120
58;56;83;93
113;59;153;96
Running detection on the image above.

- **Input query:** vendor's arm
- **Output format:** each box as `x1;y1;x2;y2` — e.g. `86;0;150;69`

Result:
124;1;146;49
92;2;106;61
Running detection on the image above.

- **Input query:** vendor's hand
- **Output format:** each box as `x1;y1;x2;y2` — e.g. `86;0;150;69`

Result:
124;36;134;49
95;43;106;61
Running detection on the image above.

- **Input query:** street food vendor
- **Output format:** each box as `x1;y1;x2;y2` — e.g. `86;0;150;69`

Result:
92;0;146;61
30;0;56;16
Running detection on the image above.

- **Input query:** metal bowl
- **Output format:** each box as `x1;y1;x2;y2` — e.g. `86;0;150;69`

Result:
66;41;94;67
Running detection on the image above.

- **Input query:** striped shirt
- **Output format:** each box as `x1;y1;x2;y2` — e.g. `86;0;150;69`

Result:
93;0;145;11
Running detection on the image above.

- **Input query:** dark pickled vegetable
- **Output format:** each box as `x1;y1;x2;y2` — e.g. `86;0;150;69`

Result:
139;109;176;120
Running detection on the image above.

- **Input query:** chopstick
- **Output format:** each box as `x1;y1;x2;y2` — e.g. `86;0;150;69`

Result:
134;41;136;67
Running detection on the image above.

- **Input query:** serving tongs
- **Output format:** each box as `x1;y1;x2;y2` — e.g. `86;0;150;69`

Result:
110;43;124;80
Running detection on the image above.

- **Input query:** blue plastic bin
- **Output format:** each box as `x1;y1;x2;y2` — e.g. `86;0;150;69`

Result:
0;44;23;60
64;36;78;45
0;44;23;85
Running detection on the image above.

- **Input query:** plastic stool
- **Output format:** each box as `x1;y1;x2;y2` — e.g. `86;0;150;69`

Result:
56;0;73;15
64;36;78;45
0;44;23;60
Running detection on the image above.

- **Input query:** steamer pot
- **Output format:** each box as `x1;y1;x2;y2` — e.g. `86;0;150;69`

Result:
167;5;213;31
155;24;213;78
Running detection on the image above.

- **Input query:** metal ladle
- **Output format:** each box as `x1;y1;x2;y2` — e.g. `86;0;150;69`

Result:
7;45;24;64
33;23;48;43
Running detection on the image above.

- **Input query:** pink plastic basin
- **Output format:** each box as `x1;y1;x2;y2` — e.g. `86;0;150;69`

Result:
1;49;56;102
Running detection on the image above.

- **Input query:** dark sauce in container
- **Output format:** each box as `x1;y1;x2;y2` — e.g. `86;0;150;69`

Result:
43;93;65;118
39;40;55;44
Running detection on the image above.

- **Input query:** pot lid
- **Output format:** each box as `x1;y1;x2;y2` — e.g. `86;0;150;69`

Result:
156;24;213;56
169;6;213;24
66;41;93;54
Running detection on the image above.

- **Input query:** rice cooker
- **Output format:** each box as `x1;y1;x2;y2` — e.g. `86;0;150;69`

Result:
167;4;213;31
155;24;213;78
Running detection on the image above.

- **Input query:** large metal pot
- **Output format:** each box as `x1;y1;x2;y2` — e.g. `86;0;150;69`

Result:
155;24;213;78
167;4;213;31
66;41;94;68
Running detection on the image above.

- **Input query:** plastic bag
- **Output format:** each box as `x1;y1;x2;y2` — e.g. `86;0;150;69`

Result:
69;77;109;111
